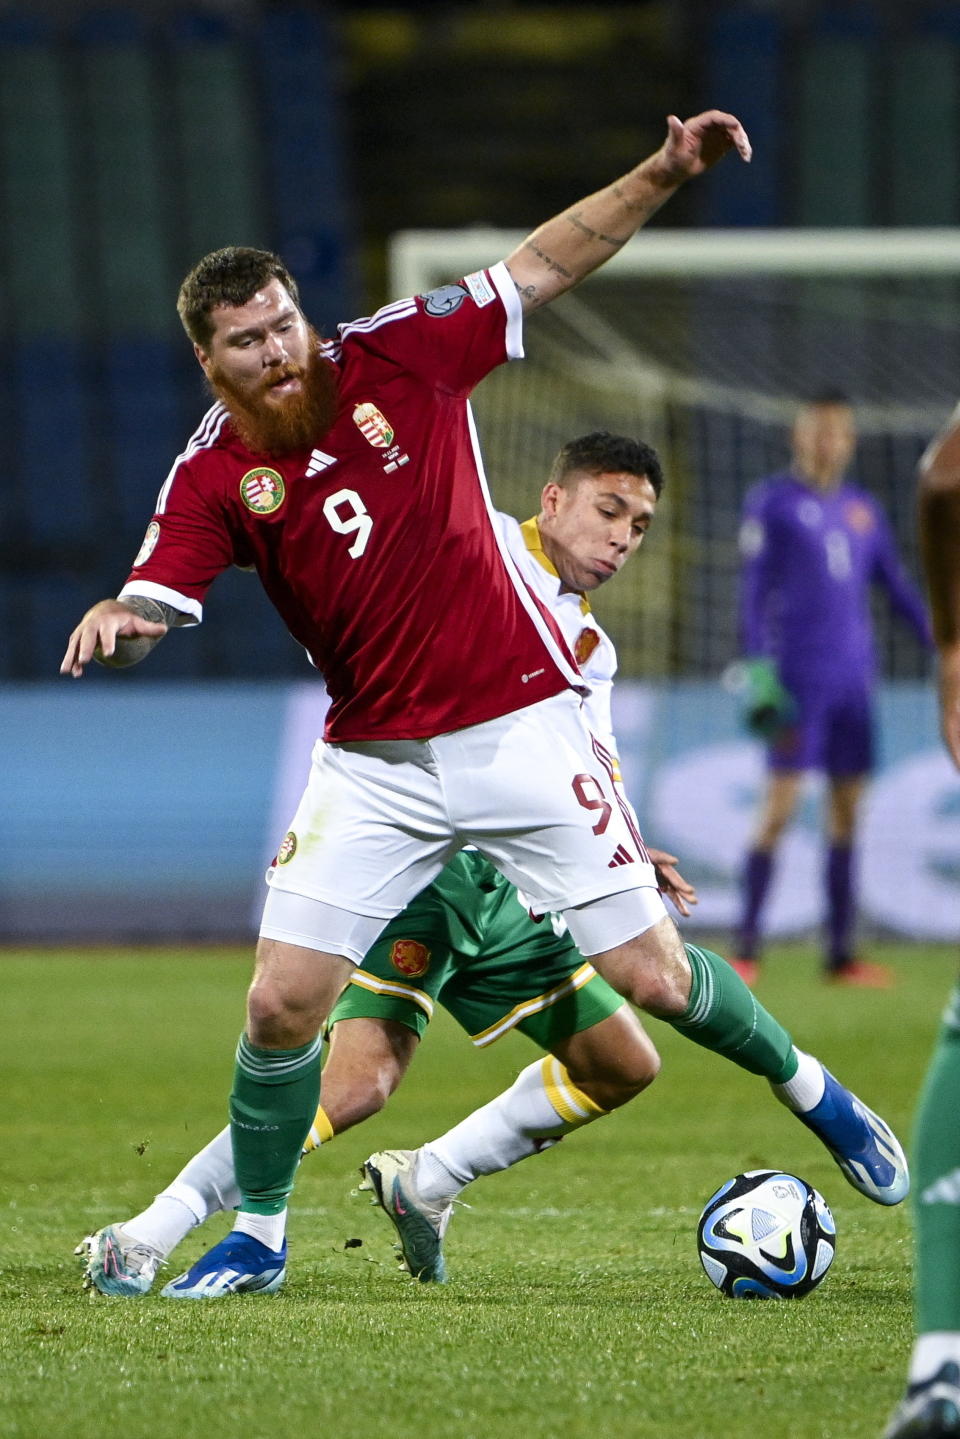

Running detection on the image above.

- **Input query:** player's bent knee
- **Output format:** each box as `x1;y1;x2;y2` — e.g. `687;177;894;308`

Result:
247;938;354;1046
591;919;692;1018
245;977;326;1048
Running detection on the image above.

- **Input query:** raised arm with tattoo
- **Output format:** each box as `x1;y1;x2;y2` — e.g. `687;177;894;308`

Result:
918;404;960;768
61;595;184;677
504;110;751;312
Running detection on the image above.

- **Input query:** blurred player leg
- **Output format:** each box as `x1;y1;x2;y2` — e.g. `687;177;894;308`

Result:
823;772;891;987
733;770;803;982
883;981;960;1437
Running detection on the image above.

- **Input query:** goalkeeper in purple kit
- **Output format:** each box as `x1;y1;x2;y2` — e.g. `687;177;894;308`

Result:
732;391;933;986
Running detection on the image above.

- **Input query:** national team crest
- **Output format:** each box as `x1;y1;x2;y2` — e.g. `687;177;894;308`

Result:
352;402;395;449
389;939;431;977
133;520;160;568
575;628;601;666
276;831;297;865
845;499;874;533
240;467;286;515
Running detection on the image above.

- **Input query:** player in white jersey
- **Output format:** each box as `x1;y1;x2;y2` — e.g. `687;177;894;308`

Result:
63;110;906;1298
77;434;909;1295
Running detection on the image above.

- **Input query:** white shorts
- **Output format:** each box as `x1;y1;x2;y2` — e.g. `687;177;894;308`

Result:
261;689;661;957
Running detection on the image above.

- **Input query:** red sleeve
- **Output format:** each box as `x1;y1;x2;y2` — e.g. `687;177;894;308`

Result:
341;262;524;398
118;455;237;622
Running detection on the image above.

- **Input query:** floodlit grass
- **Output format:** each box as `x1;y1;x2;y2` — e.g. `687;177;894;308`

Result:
0;942;951;1438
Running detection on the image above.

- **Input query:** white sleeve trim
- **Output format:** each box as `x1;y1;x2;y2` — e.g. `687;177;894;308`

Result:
488;260;524;361
118;580;202;625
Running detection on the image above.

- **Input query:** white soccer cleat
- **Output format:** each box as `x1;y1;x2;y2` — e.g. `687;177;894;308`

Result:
76;1223;163;1297
359;1149;453;1283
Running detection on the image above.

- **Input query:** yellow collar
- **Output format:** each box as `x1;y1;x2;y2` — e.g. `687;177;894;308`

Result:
520;516;591;616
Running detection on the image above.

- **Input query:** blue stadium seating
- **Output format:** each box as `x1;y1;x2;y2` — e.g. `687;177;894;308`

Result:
258;5;358;327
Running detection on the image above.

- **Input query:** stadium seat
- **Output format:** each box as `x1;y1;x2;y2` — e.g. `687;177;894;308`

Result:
74;9;173;337
15;339;96;546
257;5;358;326
700;7;784;227
0;14;83;336
102;339;183;539
166;11;267;269
795;10;879;226
887;30;959;225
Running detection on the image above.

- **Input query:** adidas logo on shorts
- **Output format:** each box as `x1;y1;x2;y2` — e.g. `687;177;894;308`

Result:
608;844;634;869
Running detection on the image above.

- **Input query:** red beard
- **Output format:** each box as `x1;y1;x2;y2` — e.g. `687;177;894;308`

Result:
209;328;339;456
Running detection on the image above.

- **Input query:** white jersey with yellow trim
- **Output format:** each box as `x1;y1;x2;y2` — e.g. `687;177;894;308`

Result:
495;511;618;763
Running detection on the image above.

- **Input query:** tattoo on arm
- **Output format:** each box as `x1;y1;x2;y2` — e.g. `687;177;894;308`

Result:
123;596;182;627
612;180;653;214
566;210;627;248
522;239;573;280
97;594;181;668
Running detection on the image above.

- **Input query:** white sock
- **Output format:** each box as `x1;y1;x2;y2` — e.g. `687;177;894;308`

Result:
416;1057;607;1204
770;1049;826;1113
234;1210;286;1251
121;1125;240;1257
122;1197;198;1258
166;1125;240;1218
910;1333;960;1384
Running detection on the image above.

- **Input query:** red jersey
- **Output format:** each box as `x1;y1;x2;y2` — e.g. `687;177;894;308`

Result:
120;263;582;742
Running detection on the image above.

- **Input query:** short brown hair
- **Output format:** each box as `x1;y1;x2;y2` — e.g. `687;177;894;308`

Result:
177;246;302;348
549;431;665;498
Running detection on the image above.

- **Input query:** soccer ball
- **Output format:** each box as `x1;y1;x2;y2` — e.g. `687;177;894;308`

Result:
697;1169;836;1299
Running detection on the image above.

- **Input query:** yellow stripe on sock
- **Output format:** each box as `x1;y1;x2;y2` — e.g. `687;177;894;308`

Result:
303;1103;335;1155
540;1055;608;1129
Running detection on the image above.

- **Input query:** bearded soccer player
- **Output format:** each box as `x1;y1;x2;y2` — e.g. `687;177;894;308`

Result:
77;434;912;1296
883;409;960;1439
732;391;932;987
63;112;907;1299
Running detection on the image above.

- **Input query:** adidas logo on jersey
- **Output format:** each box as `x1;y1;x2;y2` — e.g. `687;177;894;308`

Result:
608;844;634;869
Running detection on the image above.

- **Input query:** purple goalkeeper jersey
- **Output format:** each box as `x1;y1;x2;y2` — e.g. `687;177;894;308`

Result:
738;471;932;682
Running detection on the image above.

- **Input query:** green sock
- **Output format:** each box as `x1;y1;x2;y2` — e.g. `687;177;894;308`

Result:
230;1032;322;1216
914;983;960;1332
669;944;797;1083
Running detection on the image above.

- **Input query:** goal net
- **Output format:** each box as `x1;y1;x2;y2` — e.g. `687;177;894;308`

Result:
389;228;957;683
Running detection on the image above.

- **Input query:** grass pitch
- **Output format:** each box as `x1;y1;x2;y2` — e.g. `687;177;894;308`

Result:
0;941;952;1438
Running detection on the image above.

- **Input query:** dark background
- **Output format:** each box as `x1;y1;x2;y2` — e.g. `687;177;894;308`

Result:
3;0;955;681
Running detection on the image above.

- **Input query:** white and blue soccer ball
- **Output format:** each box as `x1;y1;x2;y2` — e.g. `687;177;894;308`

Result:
697;1169;836;1299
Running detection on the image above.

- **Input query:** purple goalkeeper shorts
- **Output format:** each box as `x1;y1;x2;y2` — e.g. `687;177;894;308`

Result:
768;674;874;777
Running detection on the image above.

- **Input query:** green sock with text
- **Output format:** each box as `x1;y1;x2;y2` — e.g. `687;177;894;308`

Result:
229;1032;322;1216
669;944;797;1083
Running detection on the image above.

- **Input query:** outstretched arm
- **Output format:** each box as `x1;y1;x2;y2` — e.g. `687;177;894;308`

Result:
60;595;180;677
918;405;960;768
504;110;751;313
869;507;933;648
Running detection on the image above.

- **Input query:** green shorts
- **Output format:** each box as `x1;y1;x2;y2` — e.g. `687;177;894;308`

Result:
329;850;625;1048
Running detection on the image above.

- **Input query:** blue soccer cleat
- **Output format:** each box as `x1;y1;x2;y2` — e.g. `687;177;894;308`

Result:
883;1361;960;1438
76;1223;163;1297
359;1149;452;1283
798;1067;909;1206
160;1231;286;1299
